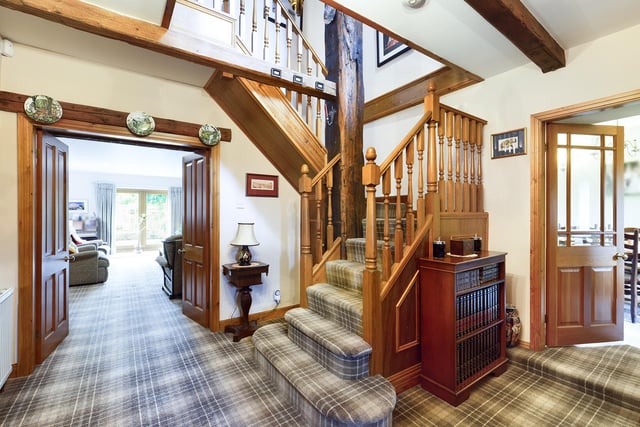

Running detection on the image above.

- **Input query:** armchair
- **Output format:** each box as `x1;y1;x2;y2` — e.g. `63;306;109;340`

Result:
155;235;183;298
69;243;110;286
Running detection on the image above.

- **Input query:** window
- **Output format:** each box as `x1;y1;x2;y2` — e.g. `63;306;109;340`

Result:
115;189;169;252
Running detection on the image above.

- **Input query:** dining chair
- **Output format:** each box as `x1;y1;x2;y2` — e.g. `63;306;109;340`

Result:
623;227;640;323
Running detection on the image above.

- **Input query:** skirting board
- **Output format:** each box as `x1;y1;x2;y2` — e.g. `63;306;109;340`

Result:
218;304;299;331
387;363;421;394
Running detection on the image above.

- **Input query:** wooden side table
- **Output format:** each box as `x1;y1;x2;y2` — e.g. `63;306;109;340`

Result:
222;261;269;342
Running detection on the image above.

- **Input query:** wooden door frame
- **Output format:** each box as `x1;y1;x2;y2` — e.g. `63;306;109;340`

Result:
16;115;220;376
529;89;640;351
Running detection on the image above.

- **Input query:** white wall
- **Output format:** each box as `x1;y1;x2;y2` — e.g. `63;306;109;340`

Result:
0;42;301;362
362;24;442;101
364;23;640;344
0;111;18;362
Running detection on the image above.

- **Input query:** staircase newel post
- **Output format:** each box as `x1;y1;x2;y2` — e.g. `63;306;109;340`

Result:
299;164;313;307
362;147;383;374
425;82;441;238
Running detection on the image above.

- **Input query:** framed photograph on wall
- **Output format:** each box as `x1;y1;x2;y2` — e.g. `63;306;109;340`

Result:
376;31;410;67
68;199;87;213
491;128;527;159
246;173;279;197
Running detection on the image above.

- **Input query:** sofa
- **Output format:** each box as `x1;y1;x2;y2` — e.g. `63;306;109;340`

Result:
69;243;110;286
69;221;111;254
155;234;183;298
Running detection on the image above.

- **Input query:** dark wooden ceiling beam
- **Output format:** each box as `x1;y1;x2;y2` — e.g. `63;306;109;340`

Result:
0;0;336;98
161;0;177;29
464;0;565;73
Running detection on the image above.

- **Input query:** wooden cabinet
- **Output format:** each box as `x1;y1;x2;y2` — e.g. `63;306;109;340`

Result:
418;251;508;406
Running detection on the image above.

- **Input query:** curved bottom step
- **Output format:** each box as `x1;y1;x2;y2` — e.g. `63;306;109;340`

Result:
254;323;396;427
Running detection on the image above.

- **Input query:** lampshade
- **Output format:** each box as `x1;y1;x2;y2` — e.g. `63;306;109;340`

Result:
230;223;260;247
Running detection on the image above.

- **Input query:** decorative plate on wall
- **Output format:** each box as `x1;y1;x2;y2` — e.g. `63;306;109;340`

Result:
24;95;63;124
199;124;221;146
126;111;155;136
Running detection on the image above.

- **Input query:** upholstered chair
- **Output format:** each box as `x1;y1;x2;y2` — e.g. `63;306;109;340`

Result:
155;235;183;298
69;242;110;286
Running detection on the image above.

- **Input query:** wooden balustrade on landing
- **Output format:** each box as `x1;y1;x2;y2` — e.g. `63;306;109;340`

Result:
177;0;327;140
437;104;487;213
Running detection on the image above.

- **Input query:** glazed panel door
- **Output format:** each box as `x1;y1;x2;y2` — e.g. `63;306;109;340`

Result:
547;123;624;346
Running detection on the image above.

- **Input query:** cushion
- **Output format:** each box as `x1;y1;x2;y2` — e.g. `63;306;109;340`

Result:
69;241;78;254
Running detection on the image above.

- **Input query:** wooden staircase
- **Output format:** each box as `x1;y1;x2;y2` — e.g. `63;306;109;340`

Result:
205;72;326;187
192;0;491;422
298;85;491;394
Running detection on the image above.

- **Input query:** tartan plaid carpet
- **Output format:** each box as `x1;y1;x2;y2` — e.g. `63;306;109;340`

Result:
2;252;640;426
0;252;306;427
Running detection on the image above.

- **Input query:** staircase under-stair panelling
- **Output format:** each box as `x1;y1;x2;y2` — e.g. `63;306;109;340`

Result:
253;236;396;426
205;71;327;189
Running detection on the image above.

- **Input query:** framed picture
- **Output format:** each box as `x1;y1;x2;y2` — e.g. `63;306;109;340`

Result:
376;31;410;67
246;173;279;197
68;199;87;212
491;128;527;159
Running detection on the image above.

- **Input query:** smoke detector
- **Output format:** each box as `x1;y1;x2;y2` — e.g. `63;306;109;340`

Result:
403;0;428;9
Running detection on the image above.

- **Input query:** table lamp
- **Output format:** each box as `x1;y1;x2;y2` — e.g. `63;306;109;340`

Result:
230;222;260;266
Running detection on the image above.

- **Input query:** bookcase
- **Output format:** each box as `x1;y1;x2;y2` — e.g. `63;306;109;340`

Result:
418;251;508;406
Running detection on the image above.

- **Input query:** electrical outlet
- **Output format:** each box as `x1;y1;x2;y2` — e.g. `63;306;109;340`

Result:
273;289;281;304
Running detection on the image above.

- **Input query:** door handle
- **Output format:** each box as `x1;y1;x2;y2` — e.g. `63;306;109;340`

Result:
614;252;628;260
63;255;76;262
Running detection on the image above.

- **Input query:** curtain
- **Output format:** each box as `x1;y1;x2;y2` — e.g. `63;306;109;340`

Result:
95;182;115;252
170;186;183;236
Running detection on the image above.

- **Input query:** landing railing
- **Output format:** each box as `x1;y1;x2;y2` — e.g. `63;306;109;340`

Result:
172;0;327;139
437;105;487;213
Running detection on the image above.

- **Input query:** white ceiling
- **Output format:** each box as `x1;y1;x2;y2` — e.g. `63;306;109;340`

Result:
61;138;185;178
329;0;640;78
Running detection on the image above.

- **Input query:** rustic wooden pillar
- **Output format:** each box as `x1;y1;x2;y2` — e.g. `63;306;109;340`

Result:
325;7;365;242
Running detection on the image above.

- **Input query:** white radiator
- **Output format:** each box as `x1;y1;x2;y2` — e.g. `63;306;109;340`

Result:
0;287;14;389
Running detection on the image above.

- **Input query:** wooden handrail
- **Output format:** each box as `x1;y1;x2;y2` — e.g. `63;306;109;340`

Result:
179;0;330;139
312;154;341;186
378;111;432;175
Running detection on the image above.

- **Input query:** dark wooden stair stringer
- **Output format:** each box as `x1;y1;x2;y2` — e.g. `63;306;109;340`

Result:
205;71;328;189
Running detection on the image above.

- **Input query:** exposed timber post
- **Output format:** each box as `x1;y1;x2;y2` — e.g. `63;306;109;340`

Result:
325;6;365;248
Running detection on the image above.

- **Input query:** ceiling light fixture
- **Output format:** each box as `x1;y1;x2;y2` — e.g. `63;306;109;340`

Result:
626;138;640;156
402;0;428;9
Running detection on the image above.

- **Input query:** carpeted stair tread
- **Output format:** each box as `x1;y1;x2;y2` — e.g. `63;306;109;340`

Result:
307;283;363;336
345;238;393;267
253;323;396;427
508;345;640;412
361;217;411;242
325;259;365;293
285;307;371;380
